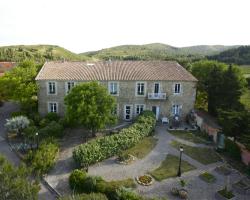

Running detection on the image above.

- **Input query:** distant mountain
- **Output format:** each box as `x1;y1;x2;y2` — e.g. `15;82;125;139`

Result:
0;45;88;62
81;43;239;61
208;46;250;65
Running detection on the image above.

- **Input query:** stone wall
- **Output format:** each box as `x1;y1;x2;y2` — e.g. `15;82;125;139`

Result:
37;80;197;121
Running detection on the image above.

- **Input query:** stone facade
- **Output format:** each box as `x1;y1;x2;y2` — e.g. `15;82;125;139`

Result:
37;79;197;121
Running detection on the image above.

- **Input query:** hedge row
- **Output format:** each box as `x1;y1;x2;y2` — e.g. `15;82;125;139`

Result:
69;169;143;200
73;111;156;167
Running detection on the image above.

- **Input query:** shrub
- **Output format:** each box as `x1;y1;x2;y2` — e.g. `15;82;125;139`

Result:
69;169;87;193
39;121;64;138
11;111;26;118
26;140;59;176
82;176;103;193
225;139;241;160
5;115;30;136
115;187;143;200
45;112;60;122
60;193;108;200
73;111;156;167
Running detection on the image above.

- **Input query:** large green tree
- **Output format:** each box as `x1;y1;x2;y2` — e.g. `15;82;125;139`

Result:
0;155;39;200
0;60;41;112
64;82;116;136
191;60;246;116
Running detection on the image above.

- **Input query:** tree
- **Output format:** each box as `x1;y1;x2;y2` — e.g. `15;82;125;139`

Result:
5;116;30;136
0;154;39;200
220;64;246;110
64;82;116;136
191;60;246;116
218;109;250;141
0;60;42;112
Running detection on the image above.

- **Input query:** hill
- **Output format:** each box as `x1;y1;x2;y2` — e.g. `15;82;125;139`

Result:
81;43;239;61
0;45;88;62
208;46;250;65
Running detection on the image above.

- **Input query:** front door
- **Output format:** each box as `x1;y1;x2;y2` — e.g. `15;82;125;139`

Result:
124;105;133;121
152;106;160;120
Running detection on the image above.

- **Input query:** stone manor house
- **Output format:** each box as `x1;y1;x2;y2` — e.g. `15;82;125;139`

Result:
35;61;197;121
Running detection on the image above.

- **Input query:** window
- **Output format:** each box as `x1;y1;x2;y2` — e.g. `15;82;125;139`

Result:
135;104;145;115
48;102;58;113
136;82;145;96
154;83;160;93
47;82;56;94
172;104;181;115
66;82;75;94
174;83;181;94
109;82;118;95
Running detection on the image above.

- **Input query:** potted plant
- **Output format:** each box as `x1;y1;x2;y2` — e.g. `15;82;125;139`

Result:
178;179;188;199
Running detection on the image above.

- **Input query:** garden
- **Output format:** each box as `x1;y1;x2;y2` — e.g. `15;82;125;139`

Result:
5;112;65;177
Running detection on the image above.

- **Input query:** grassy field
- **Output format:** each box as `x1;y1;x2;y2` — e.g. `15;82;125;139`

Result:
122;137;158;159
170;141;221;165
150;154;196;181
241;88;250;110
168;130;207;144
239;65;250;75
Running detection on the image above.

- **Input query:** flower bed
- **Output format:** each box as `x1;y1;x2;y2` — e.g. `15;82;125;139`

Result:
199;172;216;183
136;174;154;186
73;111;156;167
216;188;235;200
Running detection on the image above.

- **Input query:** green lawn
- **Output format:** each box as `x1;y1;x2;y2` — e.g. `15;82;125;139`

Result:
240;88;250;111
168;130;207;144
239;65;250;75
122;136;158;159
150;154;196;181
170;141;221;165
199;172;216;183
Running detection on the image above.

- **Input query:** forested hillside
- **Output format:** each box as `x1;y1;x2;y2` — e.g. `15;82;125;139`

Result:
81;43;238;61
0;45;88;62
208;46;250;65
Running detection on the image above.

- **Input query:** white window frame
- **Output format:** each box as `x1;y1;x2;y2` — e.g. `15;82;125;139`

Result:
135;104;145;116
124;104;133;121
65;81;75;94
47;102;58;113
135;81;146;97
172;104;182;115
153;82;161;94
47;81;57;95
173;83;182;95
108;81;119;96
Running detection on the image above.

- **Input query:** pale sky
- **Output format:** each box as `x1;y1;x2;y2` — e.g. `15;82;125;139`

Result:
0;0;249;53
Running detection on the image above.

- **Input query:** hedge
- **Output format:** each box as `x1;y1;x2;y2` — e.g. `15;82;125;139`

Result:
73;111;156;167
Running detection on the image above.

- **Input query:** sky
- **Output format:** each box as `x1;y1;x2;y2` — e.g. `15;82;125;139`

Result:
0;0;249;53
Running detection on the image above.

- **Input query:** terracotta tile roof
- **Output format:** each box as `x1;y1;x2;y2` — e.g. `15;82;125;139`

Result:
35;61;198;81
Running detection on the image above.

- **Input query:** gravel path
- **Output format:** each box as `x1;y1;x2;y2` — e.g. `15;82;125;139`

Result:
88;126;212;180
